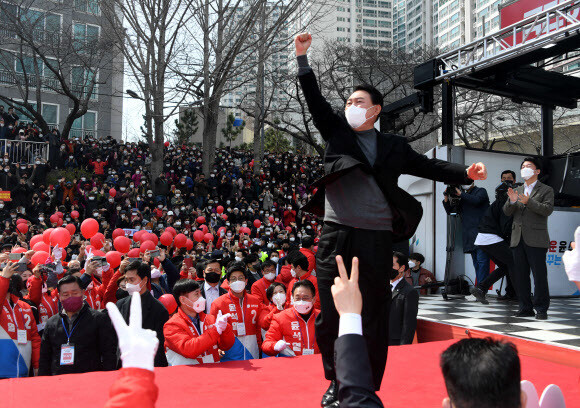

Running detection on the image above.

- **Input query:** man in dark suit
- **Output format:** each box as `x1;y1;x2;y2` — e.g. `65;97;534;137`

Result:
388;252;419;346
294;33;488;406
504;157;554;320
199;258;227;314
115;260;169;367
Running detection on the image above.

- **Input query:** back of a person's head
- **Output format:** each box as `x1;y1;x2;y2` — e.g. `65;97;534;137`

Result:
301;236;314;249
441;338;522;408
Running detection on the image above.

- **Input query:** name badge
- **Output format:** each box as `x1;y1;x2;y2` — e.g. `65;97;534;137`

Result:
236;323;246;336
17;329;27;345
60;344;75;365
202;354;215;364
303;348;314;355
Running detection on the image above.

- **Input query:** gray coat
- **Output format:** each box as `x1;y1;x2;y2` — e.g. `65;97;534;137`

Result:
503;181;554;248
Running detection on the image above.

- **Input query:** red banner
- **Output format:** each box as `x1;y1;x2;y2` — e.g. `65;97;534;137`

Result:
0;191;11;201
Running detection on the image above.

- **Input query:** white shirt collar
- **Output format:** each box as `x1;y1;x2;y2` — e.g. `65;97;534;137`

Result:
391;276;404;291
524;180;538;192
204;281;218;292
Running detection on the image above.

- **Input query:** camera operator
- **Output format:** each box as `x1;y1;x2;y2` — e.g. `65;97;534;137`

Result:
443;182;491;288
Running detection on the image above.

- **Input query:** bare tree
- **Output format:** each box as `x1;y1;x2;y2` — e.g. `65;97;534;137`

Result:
0;0;116;138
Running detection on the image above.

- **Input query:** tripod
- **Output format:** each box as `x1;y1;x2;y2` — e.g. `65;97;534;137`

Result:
441;212;466;300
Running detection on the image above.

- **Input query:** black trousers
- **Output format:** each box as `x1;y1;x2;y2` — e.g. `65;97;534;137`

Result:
315;222;392;391
511;240;550;313
477;241;516;297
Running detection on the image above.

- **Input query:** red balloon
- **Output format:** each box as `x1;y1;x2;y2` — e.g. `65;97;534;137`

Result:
80;218;99;239
11;247;26;254
174;233;187;248
43;228;54;245
50;227;71;248
114;236;131;254
57;247;67;261
164;141;170;147
221;214;228;221
241;227;251;235
216;206;224;214
109;188;117;197
30;234;43;248
218;227;226;236
140;240;156;253
65;224;76;235
133;230;146;243
112;228;125;240
57;218;63;227
186;239;194;251
16;223;28;234
285;226;292;232
16;218;27;225
153;258;160;268
71;210;80;219
30;251;49;266
127;248;140;258
90;233;105;250
193;230;204;243
85;245;96;254
33;241;50;253
56;212;64;219
93;250;105;257
204;233;214;243
49;214;59;224
196;216;205;225
159;294;177;314
268;216;274;224
105;251;122;269
165;227;177;237
253;219;261;228
160;232;173;246
145;233;159;246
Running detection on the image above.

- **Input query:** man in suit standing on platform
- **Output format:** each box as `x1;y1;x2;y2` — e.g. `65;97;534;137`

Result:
389;252;419;346
504;157;554;320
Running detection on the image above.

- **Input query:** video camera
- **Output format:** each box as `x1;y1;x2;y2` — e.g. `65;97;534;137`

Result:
443;184;462;209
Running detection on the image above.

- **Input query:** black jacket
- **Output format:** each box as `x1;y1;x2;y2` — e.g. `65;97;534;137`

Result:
38;303;118;376
115;291;169;367
478;197;513;241
200;281;228;299
298;70;471;242
388;278;419;345
335;334;384;407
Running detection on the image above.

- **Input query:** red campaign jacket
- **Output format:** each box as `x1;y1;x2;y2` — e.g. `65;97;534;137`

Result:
251;276;276;306
164;308;235;366
209;290;268;344
275;264;293;287
262;307;320;357
26;276;58;331
89;160;108;175
104;368;158;408
0;276;41;377
260;304;285;331
299;247;316;274
285;271;321;310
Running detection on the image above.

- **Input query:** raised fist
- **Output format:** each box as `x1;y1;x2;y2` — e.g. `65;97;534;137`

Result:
295;33;312;56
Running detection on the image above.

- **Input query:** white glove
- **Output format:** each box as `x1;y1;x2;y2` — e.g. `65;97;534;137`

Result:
106;292;159;372
274;339;289;352
215;311;231;335
52;245;62;261
85;247;93;262
563;226;580;282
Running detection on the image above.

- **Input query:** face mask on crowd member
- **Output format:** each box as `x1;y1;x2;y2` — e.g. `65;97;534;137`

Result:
178;285;206;315
292;281;315;315
58;275;85;314
124;261;150;295
344;85;383;130
520;159;540;182
391;252;408;282
228;269;247;294
203;261;222;285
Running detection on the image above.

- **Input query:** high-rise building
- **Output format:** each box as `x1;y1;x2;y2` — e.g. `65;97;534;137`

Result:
0;0;123;140
393;0;433;51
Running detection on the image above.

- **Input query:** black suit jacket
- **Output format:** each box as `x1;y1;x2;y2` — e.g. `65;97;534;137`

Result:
389;279;419;345
115;291;169;367
298;70;471;243
335;334;384;407
200;280;228;299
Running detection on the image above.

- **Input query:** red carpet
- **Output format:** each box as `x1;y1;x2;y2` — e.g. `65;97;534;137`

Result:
2;340;579;407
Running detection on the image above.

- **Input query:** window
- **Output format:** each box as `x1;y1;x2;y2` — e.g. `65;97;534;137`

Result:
71;111;97;138
450;26;459;38
71;66;98;100
450;12;459;23
18;8;61;42
363;19;377;27
41;103;58;126
363;29;377;37
73;22;99;51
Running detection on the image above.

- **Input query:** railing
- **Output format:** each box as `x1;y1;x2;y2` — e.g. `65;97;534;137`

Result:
1;140;49;163
0;69;61;92
69;128;96;140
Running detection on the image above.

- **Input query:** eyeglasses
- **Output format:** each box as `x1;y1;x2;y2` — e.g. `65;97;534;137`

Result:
229;277;245;283
294;296;313;302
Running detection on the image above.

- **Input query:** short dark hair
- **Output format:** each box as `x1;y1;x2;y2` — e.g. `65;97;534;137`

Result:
172;279;200;307
202;259;221;271
261;259;276;270
301;236;314;249
409;253;425;264
226;261;248;281
393;251;409;271
126;260;151;282
291;279;316;297
354;84;384;108
521;157;541;171
244;253;259;264
57;274;83;290
441;338;521;408
501;170;516;180
266;282;286;303
289;250;309;271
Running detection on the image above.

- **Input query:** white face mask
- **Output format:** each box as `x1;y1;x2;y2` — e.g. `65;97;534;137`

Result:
272;292;286;306
521;167;535;181
271;257;279;263
290;268;296;278
235;256;242;262
408;261;416;269
126;279;144;295
230;280;245;293
345;104;376;129
264;272;276;281
293;300;313;314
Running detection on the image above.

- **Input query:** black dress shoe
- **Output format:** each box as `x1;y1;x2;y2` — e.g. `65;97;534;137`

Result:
469;287;489;304
321;380;338;407
514;310;535;317
536;312;548;320
497;293;517;301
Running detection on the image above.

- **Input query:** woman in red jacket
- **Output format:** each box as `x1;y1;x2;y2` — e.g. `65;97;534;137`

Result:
262;280;320;357
260;282;287;332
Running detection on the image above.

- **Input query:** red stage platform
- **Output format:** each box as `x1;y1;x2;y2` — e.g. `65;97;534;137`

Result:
2;339;579;407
